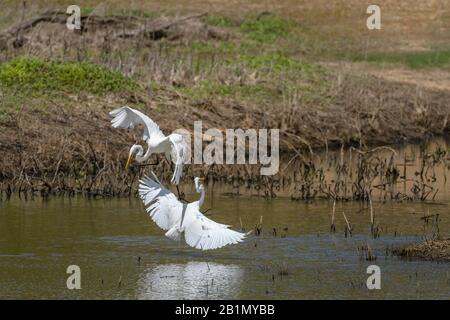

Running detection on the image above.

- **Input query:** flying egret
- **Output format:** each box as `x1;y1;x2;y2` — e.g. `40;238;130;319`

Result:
138;175;246;250
109;106;186;185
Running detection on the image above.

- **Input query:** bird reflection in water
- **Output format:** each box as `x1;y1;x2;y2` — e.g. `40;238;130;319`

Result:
136;262;243;299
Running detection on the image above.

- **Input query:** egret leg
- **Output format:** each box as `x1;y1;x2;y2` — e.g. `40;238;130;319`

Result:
200;247;210;271
164;157;185;201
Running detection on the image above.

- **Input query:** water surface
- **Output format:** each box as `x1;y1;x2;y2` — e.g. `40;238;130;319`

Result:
0;192;448;299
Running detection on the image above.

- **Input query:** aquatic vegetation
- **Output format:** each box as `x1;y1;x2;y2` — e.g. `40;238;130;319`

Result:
393;239;450;262
276;263;290;277
358;244;377;261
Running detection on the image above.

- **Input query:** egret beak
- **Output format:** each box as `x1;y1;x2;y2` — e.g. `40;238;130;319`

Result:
125;154;133;170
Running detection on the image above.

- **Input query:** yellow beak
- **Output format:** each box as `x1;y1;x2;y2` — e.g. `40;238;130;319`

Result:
125;154;133;170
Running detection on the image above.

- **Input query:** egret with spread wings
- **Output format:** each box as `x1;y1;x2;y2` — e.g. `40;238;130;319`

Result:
110;106;186;185
139;175;246;250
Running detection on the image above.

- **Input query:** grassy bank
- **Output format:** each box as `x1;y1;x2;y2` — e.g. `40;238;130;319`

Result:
0;4;449;198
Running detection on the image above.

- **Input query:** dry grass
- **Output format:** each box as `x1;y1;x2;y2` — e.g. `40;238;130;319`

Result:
393;239;450;262
1;0;449;53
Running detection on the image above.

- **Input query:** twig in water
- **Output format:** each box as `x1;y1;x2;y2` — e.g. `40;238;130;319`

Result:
331;199;336;233
239;217;245;232
254;215;263;236
342;212;353;237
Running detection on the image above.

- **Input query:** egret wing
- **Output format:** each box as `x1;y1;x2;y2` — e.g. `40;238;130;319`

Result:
168;134;187;185
184;208;246;250
190;202;230;229
138;176;183;231
110;106;164;141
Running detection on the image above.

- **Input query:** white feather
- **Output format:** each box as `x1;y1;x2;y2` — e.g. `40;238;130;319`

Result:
138;176;246;250
110;106;164;141
110;106;186;185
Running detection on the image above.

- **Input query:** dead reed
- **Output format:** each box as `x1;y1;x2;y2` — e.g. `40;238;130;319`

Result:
393;239;449;262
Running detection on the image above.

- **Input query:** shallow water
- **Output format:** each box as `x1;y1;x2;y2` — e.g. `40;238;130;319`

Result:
0;190;448;299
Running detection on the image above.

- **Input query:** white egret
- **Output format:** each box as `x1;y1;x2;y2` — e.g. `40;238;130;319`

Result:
138;174;246;250
193;177;205;208
109;106;186;185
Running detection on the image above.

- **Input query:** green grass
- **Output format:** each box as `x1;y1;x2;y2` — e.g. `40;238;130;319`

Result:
0;110;13;124
239;15;293;43
205;13;294;40
186;42;321;74
0;88;35;124
0;14;332;109
175;14;332;105
204;15;238;28
353;50;450;69
80;6;96;16
0;84;82;124
81;6;158;18
0;56;138;94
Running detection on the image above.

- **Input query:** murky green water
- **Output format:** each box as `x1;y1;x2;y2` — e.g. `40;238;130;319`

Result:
0;187;448;299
